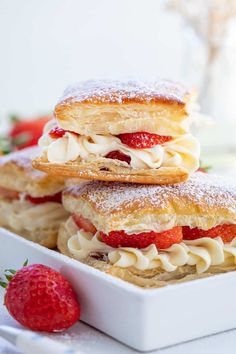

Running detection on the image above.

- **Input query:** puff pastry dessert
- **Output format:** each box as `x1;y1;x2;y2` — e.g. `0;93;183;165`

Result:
0;147;69;248
57;172;236;288
33;79;200;184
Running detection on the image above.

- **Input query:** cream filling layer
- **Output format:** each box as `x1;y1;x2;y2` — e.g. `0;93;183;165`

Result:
0;199;68;232
120;215;235;235
67;227;236;273
39;121;200;173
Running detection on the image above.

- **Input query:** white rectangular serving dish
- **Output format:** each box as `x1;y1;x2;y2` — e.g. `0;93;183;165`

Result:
1;228;236;351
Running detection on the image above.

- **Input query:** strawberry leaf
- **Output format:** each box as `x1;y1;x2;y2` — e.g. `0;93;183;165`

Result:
12;132;32;146
0;281;7;289
0;260;29;289
23;259;28;267
9;114;20;123
0;136;12;155
4;269;16;275
5;274;13;282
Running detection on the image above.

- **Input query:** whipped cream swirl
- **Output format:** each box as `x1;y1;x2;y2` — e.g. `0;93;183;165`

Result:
67;229;236;273
39;120;200;173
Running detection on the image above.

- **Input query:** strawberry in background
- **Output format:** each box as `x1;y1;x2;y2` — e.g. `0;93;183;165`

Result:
0;114;51;154
9;115;50;150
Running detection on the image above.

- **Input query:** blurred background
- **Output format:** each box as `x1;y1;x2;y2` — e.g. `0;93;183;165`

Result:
0;0;236;175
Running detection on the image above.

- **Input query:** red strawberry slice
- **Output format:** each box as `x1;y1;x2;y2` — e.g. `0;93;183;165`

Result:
9;116;50;150
25;191;62;204
72;214;97;234
182;224;236;243
2;264;80;332
105;150;131;164
117;132;172;149
101;226;183;249
49;126;80;139
49;126;67;138
0;187;19;200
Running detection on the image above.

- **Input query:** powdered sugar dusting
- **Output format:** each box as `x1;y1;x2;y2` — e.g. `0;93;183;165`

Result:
65;172;236;216
0;146;47;178
58;79;189;105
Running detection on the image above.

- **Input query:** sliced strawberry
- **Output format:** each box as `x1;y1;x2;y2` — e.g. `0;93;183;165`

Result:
25;192;62;204
49;127;67;139
49;126;80;139
183;224;236;243
0;187;19;200
117;132;172;149
101;226;183;249
9;116;50;150
105;150;131;164
72;214;97;234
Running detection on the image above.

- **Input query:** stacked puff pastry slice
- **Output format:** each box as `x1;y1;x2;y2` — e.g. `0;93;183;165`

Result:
0;147;68;248
31;79;236;288
57;174;236;287
33;79;200;184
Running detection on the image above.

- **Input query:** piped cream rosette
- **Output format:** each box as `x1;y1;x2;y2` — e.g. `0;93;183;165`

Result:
67;224;236;274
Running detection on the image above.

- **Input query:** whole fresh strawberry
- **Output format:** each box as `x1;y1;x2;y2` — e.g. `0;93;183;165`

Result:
9;116;50;150
0;263;80;332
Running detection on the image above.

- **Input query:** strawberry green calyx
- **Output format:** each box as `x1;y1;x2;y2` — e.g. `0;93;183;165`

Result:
0;260;28;289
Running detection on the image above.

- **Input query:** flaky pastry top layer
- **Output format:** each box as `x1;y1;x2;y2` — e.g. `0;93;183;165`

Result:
63;173;236;233
54;79;193;136
57;79;190;106
0;147;65;197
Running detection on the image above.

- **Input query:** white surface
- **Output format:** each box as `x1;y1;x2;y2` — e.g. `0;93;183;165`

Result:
0;325;78;354
2;230;236;353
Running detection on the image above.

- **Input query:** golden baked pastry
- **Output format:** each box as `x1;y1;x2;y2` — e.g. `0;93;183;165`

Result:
33;79;200;184
0;147;69;248
57;172;236;288
0;146;65;197
54;79;191;136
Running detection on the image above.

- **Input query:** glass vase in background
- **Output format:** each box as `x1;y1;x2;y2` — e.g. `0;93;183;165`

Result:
167;0;236;176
